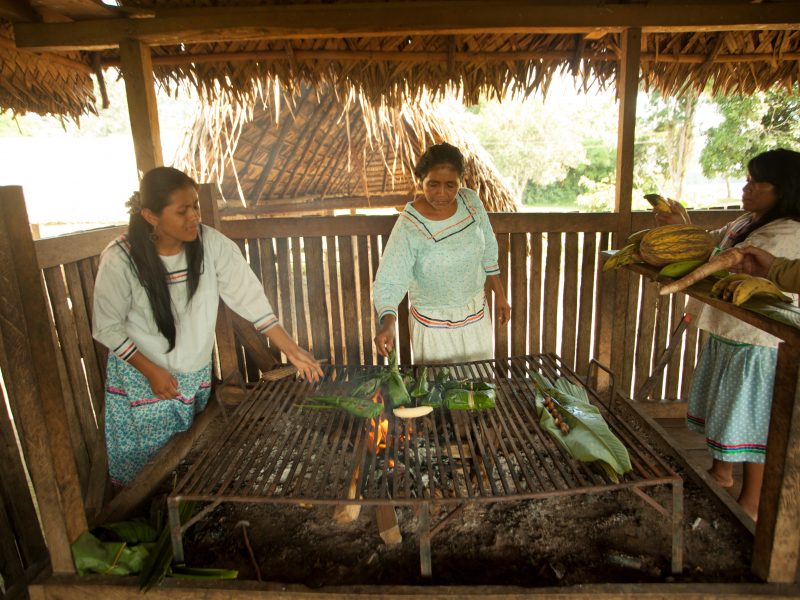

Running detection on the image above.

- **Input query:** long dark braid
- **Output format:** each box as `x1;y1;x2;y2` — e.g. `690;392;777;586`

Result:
126;167;204;351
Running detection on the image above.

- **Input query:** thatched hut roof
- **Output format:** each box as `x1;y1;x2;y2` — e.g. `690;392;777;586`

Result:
2;1;799;118
174;88;518;213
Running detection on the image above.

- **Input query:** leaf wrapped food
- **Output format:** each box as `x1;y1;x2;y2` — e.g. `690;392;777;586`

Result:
301;395;384;419
443;381;496;410
410;366;430;398
386;349;411;407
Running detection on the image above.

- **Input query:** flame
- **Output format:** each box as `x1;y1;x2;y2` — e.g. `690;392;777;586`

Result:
368;390;392;467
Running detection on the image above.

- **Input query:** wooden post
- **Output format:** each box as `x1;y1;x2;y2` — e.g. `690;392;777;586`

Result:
608;27;641;386
119;38;163;177
752;342;800;582
0;186;86;573
198;184;239;380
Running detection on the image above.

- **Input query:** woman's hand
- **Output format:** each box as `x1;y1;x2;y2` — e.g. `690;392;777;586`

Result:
286;347;324;383
654;199;690;227
495;296;511;326
729;245;776;278
146;365;179;399
374;315;396;358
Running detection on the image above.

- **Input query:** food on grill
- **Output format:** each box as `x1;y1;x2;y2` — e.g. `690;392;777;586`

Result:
418;367;453;408
410;366;430;398
442;381;496;410
542;395;570;434
659;248;744;295
638;224;715;267
658;259;706;279
393;405;434;418
643;193;673;214
532;372;631;482
301;395;384;419
386;349;412;407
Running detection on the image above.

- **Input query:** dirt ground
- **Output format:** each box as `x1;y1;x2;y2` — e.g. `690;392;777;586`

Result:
158;400;756;588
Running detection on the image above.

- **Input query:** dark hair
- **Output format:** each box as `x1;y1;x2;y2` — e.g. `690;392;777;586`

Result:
413;142;465;180
127;167;203;351
733;148;800;244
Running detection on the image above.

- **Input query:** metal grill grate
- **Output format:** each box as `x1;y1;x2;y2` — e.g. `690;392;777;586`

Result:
169;354;683;575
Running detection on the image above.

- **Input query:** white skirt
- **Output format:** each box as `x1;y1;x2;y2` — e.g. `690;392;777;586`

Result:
408;292;493;364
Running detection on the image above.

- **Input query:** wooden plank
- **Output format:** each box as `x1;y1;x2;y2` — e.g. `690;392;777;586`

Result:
665;293;684;400
633;279;658;399
494;233;509;359
509;233;527;356
258;237;281;363
680;306;699;400
621;274;640;396
325;236;344;365
337;235;360;365
541;232;561;355
304;237;332;362
229;312;278;372
648;291;672;401
752;342;800;583
63;262;105;413
78;257;108;383
34;225;125;269
0;486;26;597
0;186;82;573
575;232;596;377
290;237;310;350
594;233;614;388
560;232;578;368
42;267;93;492
274;237;294;343
398;296;411;365
356;236;374;366
16;1;800;51
118;38;163;175
527;233;542;356
0;377;48;568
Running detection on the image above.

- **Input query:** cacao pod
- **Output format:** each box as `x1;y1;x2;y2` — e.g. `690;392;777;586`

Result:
638;225;714;268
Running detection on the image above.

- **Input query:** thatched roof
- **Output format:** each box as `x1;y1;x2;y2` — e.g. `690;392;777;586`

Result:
2;1;800;118
174;88;518;213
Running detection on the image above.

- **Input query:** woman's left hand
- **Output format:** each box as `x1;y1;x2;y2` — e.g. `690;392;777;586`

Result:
495;296;511;326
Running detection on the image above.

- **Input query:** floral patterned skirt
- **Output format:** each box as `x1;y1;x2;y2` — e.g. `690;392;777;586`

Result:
104;354;212;485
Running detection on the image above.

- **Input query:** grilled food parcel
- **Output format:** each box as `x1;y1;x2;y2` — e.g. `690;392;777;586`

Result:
300;351;496;418
531;371;631;483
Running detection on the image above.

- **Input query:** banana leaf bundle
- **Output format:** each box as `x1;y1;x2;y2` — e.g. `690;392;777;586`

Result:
300;395;384;419
386;349;411;407
442;381;496;410
410;366;430;398
531;372;631;482
418;367;452;408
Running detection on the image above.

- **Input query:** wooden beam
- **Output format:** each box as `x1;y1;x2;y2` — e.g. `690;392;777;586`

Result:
0;186;85;573
14;1;800;51
752;342;800;582
118;38;162;178
608;27;641;389
220;193;412;217
0;0;40;22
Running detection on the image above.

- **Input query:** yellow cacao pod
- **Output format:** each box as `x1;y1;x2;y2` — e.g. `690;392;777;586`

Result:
638;225;714;268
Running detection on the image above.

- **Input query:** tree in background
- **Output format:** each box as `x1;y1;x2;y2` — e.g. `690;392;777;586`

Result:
700;87;800;196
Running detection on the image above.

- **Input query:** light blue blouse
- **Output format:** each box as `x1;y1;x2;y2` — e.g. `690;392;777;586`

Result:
373;188;500;322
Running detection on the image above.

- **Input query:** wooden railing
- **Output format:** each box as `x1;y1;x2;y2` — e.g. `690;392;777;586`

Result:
0;182;738;579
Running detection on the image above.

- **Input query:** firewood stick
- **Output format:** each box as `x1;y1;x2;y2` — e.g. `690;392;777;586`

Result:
376;505;402;545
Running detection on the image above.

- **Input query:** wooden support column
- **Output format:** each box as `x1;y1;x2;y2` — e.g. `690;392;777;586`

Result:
198;184;239;380
606;27;641;386
119;38;163;177
0;186;86;574
752;341;800;582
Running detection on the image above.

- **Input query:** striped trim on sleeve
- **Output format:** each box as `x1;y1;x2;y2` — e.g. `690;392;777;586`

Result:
113;338;139;362
253;313;279;333
484;262;500;275
377;307;398;322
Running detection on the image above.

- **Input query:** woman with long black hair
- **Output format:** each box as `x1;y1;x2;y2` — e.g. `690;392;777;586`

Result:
93;167;322;485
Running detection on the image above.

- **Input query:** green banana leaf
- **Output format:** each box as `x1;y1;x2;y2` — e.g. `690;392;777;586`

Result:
71;531;150;576
532;372;631;481
443;382;496;410
386;349;411;407
98;521;159;545
170;566;239;580
411;366;430;398
300;395;384;419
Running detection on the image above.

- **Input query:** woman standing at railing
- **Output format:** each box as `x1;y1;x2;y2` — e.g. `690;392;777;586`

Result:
372;142;511;363
93;167;322;486
656;148;800;521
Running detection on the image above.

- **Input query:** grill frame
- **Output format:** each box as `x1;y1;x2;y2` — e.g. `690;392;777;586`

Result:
168;354;683;576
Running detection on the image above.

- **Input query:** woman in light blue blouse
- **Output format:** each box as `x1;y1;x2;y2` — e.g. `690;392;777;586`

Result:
373;143;511;363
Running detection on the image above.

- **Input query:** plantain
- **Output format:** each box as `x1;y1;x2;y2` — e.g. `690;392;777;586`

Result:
710;273;751;298
658;259;705;279
603;244;641;271
732;277;793;306
626;229;650;246
722;279;746;302
643;193;673;214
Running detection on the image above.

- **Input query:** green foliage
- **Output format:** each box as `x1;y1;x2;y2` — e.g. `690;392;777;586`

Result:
700;87;800;180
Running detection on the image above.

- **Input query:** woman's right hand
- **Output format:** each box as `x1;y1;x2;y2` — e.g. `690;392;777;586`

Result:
374;316;396;358
146;365;179;399
730;245;776;278
654;199;690;227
